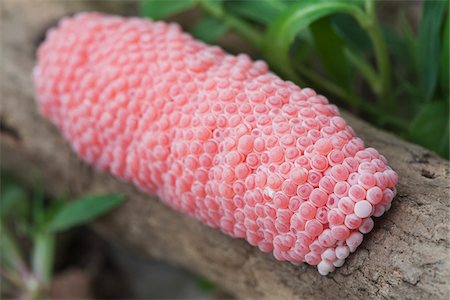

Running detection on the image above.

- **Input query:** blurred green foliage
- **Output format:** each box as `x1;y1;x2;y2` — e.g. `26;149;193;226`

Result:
140;0;449;159
0;174;125;299
196;276;215;292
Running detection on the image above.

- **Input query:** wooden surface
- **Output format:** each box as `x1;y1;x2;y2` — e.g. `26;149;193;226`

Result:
1;1;449;299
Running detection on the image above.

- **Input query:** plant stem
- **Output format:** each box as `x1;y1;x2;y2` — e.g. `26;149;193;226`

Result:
224;15;264;48
198;0;264;48
32;231;54;292
344;48;380;94
363;0;392;110
296;64;361;108
24;275;42;300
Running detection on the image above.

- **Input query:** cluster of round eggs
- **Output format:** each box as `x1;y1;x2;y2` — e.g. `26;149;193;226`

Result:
34;13;397;275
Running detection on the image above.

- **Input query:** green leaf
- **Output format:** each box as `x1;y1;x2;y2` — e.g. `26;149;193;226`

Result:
191;15;227;44
262;0;366;85
49;194;125;232
410;101;449;159
198;0;224;18
399;12;418;72
225;0;286;24
43;197;66;226
417;0;448;101
331;13;371;53
0;181;27;219
139;0;195;19
310;16;352;89
440;14;449;93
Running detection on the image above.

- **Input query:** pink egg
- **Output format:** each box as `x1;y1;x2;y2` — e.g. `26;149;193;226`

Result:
310;154;329;172
317;261;335;276
269;146;285;163
328;208;345;226
314;138;333;155
299;202;317;220
335;246;350;260
346;232;364;252
315;206;329;224
334;181;350;197
305;219;324;237
321;248;337;262
366;186;383;205
348;184;366;202
354;200;373;218
344;213;362;229
237;135;254;154
281;179;297;197
331;225;351;240
338;197;355;215
359;217;375;234
330;165;349;181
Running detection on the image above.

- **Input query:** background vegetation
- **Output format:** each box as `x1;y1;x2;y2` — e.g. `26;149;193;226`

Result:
140;0;449;159
0;173;125;298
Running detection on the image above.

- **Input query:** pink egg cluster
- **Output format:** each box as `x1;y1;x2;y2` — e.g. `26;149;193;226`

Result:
33;13;398;275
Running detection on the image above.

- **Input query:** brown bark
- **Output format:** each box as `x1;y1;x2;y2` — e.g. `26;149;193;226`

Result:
1;1;449;299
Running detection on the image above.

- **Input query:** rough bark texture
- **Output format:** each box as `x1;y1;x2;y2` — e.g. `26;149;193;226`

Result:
1;1;449;299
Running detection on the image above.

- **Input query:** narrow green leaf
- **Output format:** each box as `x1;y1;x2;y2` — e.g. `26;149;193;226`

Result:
225;0;286;24
399;12;418;72
310;16;352;89
0;223;26;271
383;25;407;66
139;0;195;20
49;194;125;232
191;15;227;44
199;0;264;48
344;48;379;93
440;14;449;93
199;0;225;18
410;100;449;159
262;0;366;85
417;0;447;101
